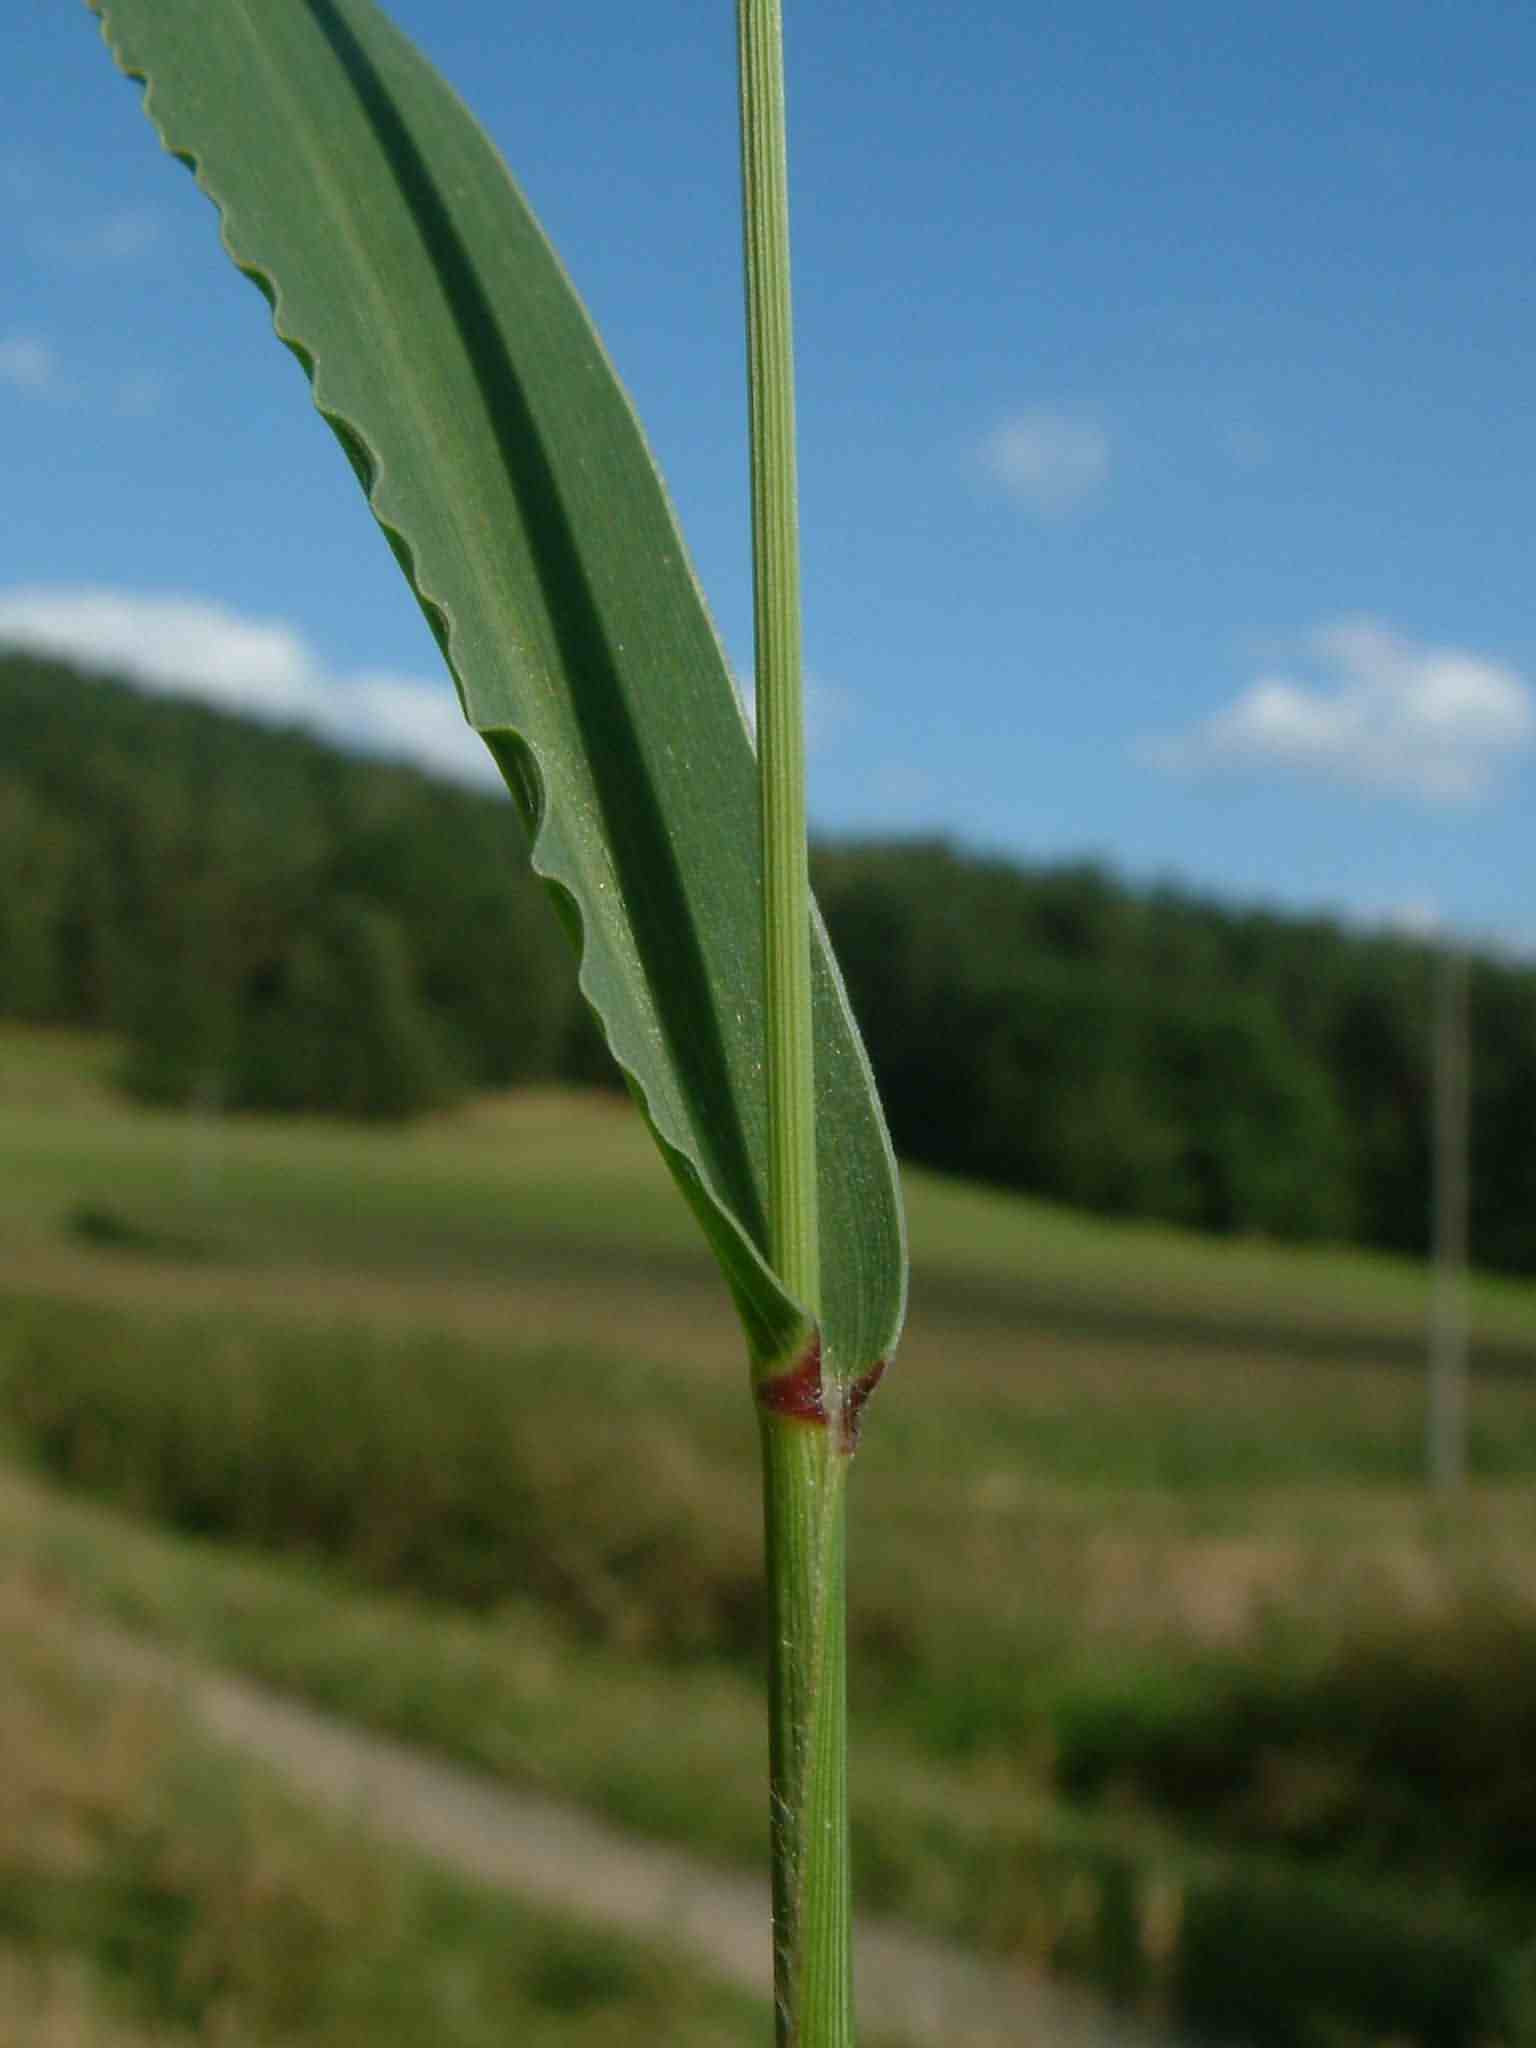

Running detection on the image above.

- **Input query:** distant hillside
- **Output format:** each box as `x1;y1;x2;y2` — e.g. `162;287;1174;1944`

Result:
4;648;1534;1271
0;648;597;1118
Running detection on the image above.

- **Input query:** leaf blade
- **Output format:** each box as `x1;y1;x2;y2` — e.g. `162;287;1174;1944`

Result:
89;0;906;1381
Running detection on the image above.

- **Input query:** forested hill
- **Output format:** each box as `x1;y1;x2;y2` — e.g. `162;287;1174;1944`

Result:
3;649;1533;1273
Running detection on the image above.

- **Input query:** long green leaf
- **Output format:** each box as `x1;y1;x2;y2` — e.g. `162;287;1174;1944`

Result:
87;0;905;1387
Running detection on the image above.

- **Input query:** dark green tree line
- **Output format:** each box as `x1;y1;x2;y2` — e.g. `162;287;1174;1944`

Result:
4;651;1534;1271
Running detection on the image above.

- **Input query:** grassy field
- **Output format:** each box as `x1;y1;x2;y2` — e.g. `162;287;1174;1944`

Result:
3;1022;1535;2046
0;1566;769;2047
6;1024;1535;1363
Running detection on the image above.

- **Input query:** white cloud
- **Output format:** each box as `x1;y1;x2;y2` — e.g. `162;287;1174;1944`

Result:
731;668;856;752
114;372;166;420
0;587;496;787
870;761;939;811
87;210;161;265
0;340;162;415
40;209;162;270
1369;898;1442;940
806;675;857;749
340;672;498;784
1145;617;1535;806
981;409;1110;516
0;335;59;396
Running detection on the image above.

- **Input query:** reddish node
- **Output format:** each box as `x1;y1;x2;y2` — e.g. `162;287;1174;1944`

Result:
756;1344;888;1454
756;1337;825;1423
839;1359;887;1453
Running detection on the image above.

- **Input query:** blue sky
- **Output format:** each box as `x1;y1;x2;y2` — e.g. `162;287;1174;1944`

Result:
8;1;1536;952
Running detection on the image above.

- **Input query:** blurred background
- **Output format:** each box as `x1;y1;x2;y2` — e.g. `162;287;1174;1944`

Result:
4;2;1536;2044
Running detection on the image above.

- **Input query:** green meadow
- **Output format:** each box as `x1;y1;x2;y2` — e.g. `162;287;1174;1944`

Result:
0;1566;771;2048
4;1021;1536;2046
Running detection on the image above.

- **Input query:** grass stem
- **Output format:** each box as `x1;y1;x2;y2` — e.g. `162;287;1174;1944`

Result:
737;0;818;1316
760;1411;852;2045
737;1;850;2038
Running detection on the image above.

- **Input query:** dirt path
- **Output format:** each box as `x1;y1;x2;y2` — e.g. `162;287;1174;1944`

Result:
59;1618;1174;2048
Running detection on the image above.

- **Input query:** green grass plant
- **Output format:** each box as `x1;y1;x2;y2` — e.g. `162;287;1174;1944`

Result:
735;4;860;2021
85;0;905;2026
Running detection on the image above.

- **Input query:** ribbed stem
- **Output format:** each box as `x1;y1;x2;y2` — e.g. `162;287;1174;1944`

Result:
738;4;845;2038
760;1411;852;2046
738;0;818;1314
